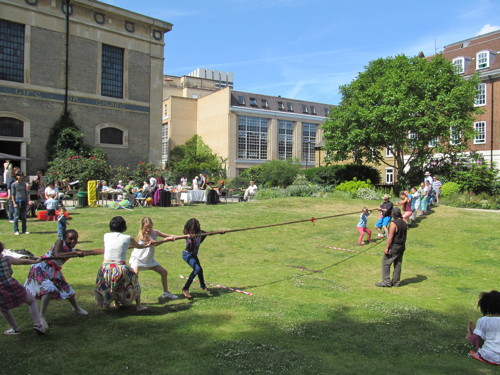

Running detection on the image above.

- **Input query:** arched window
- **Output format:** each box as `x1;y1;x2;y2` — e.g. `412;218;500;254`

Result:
100;127;123;145
95;123;128;148
0;117;24;137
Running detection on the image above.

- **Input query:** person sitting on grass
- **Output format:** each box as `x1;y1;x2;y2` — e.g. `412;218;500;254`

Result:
467;290;500;365
0;241;45;335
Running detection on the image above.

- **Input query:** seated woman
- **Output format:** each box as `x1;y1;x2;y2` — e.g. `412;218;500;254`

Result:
94;216;154;311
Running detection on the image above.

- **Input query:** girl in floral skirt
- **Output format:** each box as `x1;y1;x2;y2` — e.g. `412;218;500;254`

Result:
1;242;45;335
24;230;92;329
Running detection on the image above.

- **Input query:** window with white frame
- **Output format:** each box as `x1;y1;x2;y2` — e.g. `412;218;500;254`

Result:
162;123;169;163
408;131;418;147
261;99;269;108
302;104;308;114
474;121;486;144
452;57;465;74
286;102;293;111
450;127;461;145
385;146;393;157
302;122;317;162
310;105;317;115
277;101;285;110
429;137;438;147
163;103;168;119
476;51;489;69
278;120;293;160
475;83;486;106
385;168;394;184
237;116;268;160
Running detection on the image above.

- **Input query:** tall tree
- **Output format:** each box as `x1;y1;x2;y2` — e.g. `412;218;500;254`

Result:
322;54;480;188
169;135;226;179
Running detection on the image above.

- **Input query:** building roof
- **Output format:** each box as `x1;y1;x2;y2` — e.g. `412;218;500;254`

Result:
440;30;500;76
231;91;334;117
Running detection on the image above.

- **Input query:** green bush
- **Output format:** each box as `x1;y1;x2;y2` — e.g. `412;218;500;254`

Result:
440;182;460;198
454;164;497;194
240;160;301;188
442;192;500;210
335;178;374;193
46;149;110;191
304;164;380;186
356;187;386;200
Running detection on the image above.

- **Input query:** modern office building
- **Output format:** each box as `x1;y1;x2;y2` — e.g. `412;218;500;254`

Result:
0;0;171;176
162;71;333;178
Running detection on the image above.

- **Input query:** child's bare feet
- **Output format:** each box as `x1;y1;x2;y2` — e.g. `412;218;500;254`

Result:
182;289;192;298
40;316;49;330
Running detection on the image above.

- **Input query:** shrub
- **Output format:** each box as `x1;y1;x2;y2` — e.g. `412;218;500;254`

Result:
356;187;386;200
440;182;460;198
241;160;301;188
46;149;110;191
454;164;497;194
304;164;380;186
335;178;374;193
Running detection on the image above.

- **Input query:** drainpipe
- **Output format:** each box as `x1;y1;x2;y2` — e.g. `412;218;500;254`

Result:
489;76;494;168
64;0;70;116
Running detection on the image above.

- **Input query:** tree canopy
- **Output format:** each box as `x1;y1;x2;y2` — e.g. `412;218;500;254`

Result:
169;135;226;180
322;54;480;187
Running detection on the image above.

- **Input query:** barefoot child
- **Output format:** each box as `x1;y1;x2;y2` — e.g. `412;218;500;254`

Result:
129;217;179;302
356;207;372;246
181;218;209;298
467;290;500;365
0;242;45;335
24;230;91;329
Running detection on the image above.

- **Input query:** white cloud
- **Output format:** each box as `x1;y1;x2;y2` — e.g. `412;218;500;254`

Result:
476;24;500;36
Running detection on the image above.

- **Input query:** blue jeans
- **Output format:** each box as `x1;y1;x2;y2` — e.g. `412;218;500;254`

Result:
182;250;206;290
7;199;14;220
13;199;27;233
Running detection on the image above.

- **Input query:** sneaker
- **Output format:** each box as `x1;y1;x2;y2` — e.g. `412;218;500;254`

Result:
23;232;29;235
33;324;45;335
14;232;19;236
375;282;392;287
4;328;22;335
357;243;363;247
8;220;14;223
160;291;179;300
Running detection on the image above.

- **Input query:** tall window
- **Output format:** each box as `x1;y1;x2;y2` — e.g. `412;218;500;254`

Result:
278;120;293;160
428;137;438;147
385;146;393;157
162;123;169;162
0;20;25;83
385;168;394;184
101;44;124;98
100;127;123;145
475;83;486;106
302;122;317;162
474;121;486;144
476;51;489;69
450;127;461;145
238;116;268;160
261;99;269;109
452;57;465;74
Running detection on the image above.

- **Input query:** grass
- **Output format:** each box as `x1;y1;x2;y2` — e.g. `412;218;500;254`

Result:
1;197;499;375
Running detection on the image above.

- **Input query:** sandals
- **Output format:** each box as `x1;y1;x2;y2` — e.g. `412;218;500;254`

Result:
4;328;22;335
33;324;45;335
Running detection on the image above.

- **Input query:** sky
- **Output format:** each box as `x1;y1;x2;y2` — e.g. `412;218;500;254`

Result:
100;0;500;105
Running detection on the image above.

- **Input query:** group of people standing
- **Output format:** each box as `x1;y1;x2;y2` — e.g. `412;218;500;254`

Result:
0;215;210;335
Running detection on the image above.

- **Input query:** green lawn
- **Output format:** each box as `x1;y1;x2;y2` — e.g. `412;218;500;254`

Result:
1;197;499;375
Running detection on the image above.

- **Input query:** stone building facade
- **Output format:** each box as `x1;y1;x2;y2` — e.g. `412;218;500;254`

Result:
0;0;171;176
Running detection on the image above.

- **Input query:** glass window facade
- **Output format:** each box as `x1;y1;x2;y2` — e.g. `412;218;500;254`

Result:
302;122;317;162
0;20;25;83
238;116;268;160
101;44;124;98
278;120;293;160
